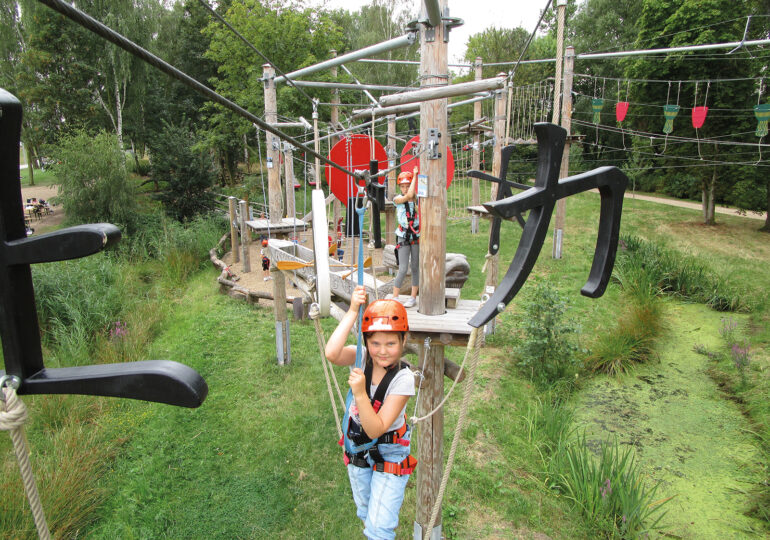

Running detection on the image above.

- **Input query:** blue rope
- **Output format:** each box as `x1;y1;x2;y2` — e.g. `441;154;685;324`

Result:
343;192;373;455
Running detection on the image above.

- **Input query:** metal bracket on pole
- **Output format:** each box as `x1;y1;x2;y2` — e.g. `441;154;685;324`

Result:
275;321;285;365
414;522;441;540
427;128;441;160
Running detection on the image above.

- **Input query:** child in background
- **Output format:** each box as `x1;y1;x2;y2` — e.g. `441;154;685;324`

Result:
325;286;416;540
391;167;420;308
261;239;271;281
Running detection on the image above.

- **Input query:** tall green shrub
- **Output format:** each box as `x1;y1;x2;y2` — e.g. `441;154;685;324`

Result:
52;130;137;230
149;121;216;222
514;282;584;387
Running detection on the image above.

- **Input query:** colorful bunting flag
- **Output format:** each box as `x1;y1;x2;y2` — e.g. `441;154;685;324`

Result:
755;103;770;138
615;102;629;122
692;106;708;129
591;98;604;124
663;104;680;134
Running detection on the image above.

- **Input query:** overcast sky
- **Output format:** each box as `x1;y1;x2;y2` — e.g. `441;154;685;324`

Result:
310;0;551;70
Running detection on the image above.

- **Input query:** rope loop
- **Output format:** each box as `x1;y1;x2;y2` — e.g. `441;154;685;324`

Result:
309;302;321;320
0;380;28;431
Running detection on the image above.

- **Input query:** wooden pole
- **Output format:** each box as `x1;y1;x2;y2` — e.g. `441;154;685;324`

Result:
239;199;251;273
551;0;569;258
313;104;321;192
263;64;282;224
271;266;290;365
471;57;482;235
484;85;507;334
284;143;296;218
330;50;342;248
552;46;575;259
386;115;397;246
229;196;240;263
415;1;448;537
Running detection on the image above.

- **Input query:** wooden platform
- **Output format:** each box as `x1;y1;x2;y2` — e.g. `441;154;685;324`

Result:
391;295;483;346
246;217;307;235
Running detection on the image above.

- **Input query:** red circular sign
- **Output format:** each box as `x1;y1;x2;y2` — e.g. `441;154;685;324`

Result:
399;136;455;188
325;134;387;203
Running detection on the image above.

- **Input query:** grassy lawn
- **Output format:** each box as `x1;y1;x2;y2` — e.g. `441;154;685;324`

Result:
19;167;58;188
2;189;768;538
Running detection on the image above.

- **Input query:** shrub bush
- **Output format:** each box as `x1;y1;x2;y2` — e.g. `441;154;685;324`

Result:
51;130;138;231
513;282;584;387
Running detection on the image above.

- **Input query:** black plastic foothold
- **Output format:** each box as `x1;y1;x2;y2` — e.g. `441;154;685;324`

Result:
469;123;628;328
0;87;208;408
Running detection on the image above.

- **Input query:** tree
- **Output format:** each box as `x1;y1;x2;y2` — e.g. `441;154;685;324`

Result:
52;130;138;229
149;121;216;222
626;0;762;225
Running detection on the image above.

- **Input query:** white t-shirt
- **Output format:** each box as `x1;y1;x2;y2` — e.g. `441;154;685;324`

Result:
349;366;415;434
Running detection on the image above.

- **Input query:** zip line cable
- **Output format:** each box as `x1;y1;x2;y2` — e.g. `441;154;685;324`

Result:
36;0;362;181
507;0;552;80
196;0;315;105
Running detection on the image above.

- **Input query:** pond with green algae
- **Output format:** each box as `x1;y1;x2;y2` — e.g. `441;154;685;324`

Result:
572;301;767;538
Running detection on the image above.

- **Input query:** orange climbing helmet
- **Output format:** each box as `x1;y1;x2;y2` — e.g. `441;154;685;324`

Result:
361;299;409;333
397;171;413;185
261;239;268;247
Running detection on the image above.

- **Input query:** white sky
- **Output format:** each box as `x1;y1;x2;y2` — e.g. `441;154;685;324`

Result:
310;0;550;68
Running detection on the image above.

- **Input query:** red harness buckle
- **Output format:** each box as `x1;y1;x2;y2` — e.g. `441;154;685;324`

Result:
373;455;417;476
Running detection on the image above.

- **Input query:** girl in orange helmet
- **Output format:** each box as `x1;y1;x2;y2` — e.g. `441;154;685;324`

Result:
325;285;416;540
391;167;420;308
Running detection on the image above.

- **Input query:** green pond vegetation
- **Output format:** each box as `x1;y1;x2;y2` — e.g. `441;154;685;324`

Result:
1;189;768;538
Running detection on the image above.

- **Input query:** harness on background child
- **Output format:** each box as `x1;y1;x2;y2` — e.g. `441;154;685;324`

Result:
339;361;417;476
395;201;419;265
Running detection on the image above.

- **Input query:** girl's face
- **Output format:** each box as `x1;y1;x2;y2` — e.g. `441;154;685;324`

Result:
366;331;404;369
398;182;410;195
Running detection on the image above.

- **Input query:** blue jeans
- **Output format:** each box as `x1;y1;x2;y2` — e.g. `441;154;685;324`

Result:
347;428;412;540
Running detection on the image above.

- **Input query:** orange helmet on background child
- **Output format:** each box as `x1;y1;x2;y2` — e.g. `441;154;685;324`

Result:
261;239;268;247
361;299;409;333
397;171;413;185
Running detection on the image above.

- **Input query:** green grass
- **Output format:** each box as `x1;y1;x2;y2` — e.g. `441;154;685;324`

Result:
19;167;58;187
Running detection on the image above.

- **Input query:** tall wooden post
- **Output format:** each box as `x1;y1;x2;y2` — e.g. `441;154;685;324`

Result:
239;199;251;273
470;56;483;234
483;86;507;334
551;0;568;258
263;64;282;224
229;196;240;264
330;50;342;246
553;46;575;259
415;1;448;538
313;103;321;191
386;115;397;245
283;143;296;218
271;266;290;365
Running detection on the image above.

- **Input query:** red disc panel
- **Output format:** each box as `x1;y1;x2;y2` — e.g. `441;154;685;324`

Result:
325;134;387;203
399;135;455;188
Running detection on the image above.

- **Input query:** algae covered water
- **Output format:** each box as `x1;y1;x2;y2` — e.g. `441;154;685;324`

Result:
573;302;766;538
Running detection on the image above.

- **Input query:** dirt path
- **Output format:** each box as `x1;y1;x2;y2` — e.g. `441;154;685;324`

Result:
573;303;766;538
590;189;767;221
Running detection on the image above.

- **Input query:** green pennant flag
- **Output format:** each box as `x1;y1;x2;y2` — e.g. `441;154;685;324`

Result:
755;103;770;138
663;104;680;134
591;98;604;124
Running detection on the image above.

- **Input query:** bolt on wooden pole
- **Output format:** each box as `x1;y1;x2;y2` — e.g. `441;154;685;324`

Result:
552;45;575;259
263;64;282;224
239;199;251;273
415;0;448;537
229;196;240;264
471;56;482;235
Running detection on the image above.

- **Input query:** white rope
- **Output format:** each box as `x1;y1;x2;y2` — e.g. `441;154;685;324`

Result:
309;304;345;439
0;377;52;540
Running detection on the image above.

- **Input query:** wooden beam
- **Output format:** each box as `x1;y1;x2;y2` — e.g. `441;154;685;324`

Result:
471;58;482;235
378;77;504;108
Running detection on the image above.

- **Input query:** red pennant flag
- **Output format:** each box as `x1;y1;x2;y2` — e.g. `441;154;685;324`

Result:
692;106;708;129
615;102;629;122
